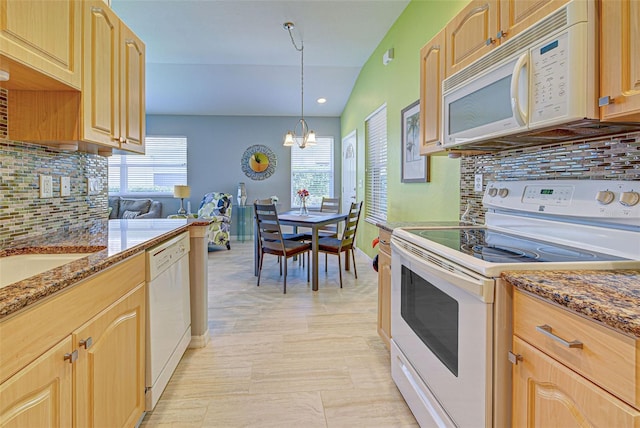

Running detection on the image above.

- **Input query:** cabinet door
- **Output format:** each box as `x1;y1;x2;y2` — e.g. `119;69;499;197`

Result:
599;0;640;122
419;29;445;155
0;337;73;428
74;283;145;428
512;336;640;428
118;22;145;154
445;0;498;77
377;249;391;349
82;0;120;147
499;0;569;43
0;0;81;89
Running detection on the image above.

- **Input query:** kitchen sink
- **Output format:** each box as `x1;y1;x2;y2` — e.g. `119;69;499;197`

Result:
0;253;93;288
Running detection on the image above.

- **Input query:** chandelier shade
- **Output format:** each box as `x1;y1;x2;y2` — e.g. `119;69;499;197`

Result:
282;22;316;149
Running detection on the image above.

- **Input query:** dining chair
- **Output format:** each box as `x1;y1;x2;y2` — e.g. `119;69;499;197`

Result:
317;201;362;288
254;202;311;293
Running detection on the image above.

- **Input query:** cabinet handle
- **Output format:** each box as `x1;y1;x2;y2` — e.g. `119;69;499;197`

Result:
79;337;93;349
536;325;583;349
64;350;79;364
379;239;390;246
496;30;507;40
508;351;522;365
598;96;615;107
485;37;495;46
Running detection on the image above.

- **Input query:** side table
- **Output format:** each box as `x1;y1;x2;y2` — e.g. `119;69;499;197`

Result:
235;205;253;242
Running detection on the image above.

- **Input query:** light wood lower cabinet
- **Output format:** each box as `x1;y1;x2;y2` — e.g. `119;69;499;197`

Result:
74;284;145;428
0;255;146;428
512;336;640;427
512;290;640;426
0;337;73;427
377;228;391;349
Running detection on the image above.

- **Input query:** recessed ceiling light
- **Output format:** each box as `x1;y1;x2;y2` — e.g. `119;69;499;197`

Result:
317;98;327;104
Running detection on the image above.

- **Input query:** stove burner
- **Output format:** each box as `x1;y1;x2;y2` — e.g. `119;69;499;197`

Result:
536;245;598;260
466;244;540;263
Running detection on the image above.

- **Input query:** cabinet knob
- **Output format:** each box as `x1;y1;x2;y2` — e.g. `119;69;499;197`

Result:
496;30;508;40
79;337;93;349
64;350;79;364
485;37;495;46
508;351;522;365
598;96;615;107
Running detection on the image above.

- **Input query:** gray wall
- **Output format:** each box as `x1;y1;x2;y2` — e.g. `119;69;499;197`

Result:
146;115;341;233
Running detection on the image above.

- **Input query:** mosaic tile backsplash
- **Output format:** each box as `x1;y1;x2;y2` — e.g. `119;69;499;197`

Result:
0;89;108;248
460;132;640;223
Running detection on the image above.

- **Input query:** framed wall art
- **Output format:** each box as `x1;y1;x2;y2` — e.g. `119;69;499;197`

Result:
401;100;429;183
241;144;277;180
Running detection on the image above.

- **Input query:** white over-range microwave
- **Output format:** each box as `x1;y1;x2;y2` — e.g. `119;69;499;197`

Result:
441;0;639;152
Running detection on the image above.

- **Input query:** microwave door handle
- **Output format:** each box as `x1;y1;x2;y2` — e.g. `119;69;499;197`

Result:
510;53;528;126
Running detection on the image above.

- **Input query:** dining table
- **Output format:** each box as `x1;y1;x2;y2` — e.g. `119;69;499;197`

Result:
253;210;348;291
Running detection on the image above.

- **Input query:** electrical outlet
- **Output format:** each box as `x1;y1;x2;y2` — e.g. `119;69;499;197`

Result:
474;174;483;192
60;176;71;197
40;175;53;198
87;178;101;195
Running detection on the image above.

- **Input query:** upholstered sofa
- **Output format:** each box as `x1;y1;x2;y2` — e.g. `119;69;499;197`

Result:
197;192;232;250
108;196;163;219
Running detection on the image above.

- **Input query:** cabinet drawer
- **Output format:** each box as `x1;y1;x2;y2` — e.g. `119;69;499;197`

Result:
514;291;640;408
378;228;391;256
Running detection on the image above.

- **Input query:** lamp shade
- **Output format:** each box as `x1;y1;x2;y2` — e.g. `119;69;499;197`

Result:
173;185;191;198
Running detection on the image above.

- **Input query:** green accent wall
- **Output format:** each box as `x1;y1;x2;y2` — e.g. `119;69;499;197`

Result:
341;0;468;258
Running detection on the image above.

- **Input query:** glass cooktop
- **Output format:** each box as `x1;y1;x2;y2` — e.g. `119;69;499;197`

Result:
407;228;627;263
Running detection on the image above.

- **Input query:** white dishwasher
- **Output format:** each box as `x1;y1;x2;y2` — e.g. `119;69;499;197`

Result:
145;232;191;411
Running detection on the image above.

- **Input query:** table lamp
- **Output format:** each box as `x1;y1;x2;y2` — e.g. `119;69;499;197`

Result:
173;185;191;215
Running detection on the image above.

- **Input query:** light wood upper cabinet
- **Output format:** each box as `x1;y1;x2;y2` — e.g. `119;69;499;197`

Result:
499;0;569;43
445;0;498;77
512;336;640;427
74;284;146;428
419;29;445;155
82;1;120;148
118;22;146;154
377;228;392;349
599;0;640;122
0;337;73;428
0;0;81;90
6;0;145;155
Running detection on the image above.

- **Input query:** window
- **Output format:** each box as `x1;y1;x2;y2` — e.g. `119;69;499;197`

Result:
108;136;187;195
365;105;387;224
290;137;334;207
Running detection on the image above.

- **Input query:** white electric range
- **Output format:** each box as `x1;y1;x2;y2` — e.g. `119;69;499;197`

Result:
390;180;640;427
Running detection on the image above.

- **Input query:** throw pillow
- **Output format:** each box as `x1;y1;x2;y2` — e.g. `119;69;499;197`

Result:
122;210;140;219
119;198;152;215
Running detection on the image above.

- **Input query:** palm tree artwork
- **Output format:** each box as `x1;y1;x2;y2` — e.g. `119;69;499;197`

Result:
405;112;420;162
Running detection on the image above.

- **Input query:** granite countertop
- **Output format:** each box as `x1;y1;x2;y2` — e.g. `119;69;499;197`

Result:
503;270;640;338
0;218;211;319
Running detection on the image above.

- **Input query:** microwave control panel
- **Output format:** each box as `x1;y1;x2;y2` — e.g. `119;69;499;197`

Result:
531;32;569;122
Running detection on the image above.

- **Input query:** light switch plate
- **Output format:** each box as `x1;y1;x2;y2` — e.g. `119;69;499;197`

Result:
87;178;101;195
474;174;483;192
40;175;53;198
60;176;71;197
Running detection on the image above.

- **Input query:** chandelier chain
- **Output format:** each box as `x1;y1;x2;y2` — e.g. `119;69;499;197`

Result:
286;24;304;120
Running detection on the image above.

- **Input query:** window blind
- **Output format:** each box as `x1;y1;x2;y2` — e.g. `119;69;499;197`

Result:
108;136;187;195
365;105;387;224
290;137;334;207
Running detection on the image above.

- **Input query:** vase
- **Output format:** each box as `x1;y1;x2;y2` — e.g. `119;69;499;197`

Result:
299;198;309;215
237;182;247;206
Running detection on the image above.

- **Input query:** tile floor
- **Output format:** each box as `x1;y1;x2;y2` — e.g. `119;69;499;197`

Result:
140;240;418;427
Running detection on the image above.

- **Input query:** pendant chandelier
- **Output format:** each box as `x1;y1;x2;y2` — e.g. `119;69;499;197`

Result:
282;22;316;149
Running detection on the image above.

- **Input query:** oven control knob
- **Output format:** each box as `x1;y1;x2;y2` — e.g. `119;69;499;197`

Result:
596;190;615;205
498;188;509;198
488;187;498;197
619;191;640;207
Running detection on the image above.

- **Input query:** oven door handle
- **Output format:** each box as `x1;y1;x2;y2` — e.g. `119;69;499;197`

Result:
393;239;494;302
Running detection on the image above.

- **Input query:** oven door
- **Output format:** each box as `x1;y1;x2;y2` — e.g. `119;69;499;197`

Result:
391;237;495;427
